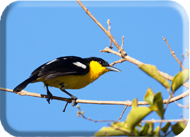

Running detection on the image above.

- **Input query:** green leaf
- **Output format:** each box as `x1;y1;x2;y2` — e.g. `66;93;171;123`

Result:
139;64;170;89
94;122;132;136
132;98;138;108
126;98;153;131
147;123;154;135
134;127;140;136
161;122;171;133
144;87;155;106
153;126;160;136
139;123;149;136
171;69;189;93
94;127;126;136
153;92;164;118
172;122;187;135
111;122;127;128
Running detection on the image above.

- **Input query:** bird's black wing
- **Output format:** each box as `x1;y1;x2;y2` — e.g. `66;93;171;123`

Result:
30;56;90;80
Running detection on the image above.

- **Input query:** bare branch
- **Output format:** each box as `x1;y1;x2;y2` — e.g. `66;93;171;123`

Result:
158;93;174;137
107;19;113;49
76;0;127;57
110;58;125;67
78;114;117;123
180;54;185;72
174;101;189;108
121;36;124;49
77;105;117;123
141;118;188;123
163;36;185;70
118;105;128;120
1;87;189;106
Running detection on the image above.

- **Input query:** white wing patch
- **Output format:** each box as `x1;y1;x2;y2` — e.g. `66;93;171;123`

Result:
73;62;87;69
46;59;57;65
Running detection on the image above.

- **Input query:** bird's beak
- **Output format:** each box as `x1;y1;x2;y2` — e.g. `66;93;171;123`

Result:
106;66;121;72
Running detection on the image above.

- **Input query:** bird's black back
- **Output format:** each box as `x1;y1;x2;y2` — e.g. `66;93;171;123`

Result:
30;56;90;80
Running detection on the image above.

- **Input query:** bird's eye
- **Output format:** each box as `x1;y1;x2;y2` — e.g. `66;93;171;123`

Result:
98;61;102;64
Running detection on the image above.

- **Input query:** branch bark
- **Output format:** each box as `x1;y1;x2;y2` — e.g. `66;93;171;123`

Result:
0;87;189;106
141;118;188;123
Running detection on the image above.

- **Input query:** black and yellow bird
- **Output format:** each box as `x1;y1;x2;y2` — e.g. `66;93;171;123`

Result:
13;56;121;106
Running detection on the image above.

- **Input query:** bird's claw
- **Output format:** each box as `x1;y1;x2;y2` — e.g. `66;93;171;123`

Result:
47;92;53;104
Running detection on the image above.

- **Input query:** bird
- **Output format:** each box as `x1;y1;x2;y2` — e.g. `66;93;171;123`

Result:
13;56;121;106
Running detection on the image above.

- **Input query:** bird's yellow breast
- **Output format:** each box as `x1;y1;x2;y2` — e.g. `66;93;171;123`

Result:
34;61;109;89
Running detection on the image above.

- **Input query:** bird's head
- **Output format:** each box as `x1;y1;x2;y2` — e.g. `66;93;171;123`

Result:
85;57;121;81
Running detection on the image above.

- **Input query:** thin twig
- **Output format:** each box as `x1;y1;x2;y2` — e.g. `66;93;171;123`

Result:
118;105;128;120
174;101;189;108
76;0;127;57
158;93;173;137
0;87;189;106
79;114;117;123
164;94;174;113
180;49;189;72
77;105;117;123
118;36;125;55
141;118;188;123
107;19;113;49
158;121;162;137
180;54;185;72
110;58;125;67
163;36;185;70
163;129;173;137
121;36;124;49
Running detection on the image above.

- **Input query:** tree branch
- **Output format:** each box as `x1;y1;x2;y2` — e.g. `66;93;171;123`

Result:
0;87;188;106
110;58;125;67
174;101;189;108
163;36;185;70
101;47;189;89
76;0;127;57
118;105;128;120
107;19;113;49
141;118;188;123
77;105;117;123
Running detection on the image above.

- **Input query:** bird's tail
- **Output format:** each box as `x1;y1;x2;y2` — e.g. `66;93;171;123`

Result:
13;75;38;92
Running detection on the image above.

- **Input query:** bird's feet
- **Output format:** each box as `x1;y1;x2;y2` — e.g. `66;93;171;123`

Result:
47;92;53;104
71;96;78;106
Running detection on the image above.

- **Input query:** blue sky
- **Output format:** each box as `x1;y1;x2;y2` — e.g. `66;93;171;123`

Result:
0;1;189;136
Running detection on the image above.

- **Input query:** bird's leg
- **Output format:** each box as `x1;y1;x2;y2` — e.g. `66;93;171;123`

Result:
45;84;52;104
60;83;78;106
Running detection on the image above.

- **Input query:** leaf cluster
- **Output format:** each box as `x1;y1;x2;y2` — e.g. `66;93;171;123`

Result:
95;64;188;136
